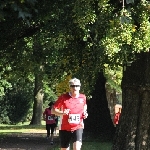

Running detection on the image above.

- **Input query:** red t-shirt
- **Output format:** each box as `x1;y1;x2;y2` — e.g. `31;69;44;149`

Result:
53;93;86;131
43;108;56;124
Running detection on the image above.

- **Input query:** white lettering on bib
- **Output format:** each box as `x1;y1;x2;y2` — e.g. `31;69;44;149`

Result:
68;114;80;124
48;116;53;120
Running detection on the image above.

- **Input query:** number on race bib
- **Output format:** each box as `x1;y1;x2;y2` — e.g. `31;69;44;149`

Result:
68;114;80;124
48;116;53;120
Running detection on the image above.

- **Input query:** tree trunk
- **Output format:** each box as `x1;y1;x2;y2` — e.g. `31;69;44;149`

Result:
30;71;44;125
112;52;150;150
84;72;115;136
106;89;118;124
30;37;44;125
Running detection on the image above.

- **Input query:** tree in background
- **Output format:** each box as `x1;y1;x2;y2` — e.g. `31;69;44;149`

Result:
85;72;115;136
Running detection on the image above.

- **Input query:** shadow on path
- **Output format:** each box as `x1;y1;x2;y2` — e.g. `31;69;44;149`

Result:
0;133;60;150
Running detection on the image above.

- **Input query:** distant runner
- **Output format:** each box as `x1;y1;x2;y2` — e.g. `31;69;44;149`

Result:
43;102;56;145
114;108;121;127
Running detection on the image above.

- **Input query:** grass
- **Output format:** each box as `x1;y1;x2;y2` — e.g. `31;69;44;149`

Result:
0;123;113;150
52;141;112;150
82;142;112;150
51;141;112;150
85;138;112;150
0;121;45;133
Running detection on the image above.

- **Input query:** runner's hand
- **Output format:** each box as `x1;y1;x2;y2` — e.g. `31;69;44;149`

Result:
83;111;88;119
63;109;70;115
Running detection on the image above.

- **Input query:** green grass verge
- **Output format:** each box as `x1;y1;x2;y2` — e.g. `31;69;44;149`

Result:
50;139;112;150
82;142;112;150
50;141;112;150
0;121;45;133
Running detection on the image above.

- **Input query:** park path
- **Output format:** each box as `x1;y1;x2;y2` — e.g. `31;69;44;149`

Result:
0;130;60;150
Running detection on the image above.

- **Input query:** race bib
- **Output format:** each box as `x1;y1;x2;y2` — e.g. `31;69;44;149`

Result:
68;114;80;124
48;116;53;120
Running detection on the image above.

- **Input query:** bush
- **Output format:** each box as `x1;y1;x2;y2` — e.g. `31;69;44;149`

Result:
0;89;32;124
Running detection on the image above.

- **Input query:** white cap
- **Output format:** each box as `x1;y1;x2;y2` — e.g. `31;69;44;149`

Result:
69;78;81;86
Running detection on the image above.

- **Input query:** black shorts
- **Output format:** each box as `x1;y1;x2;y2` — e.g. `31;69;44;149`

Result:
46;124;55;134
59;128;83;148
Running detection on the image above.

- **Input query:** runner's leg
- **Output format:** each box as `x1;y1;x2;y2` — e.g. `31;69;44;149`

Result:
46;124;50;138
72;129;83;150
50;124;55;143
59;130;72;150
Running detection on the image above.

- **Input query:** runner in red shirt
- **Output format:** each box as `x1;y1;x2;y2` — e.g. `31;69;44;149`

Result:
114;108;121;127
52;78;88;150
43;102;56;145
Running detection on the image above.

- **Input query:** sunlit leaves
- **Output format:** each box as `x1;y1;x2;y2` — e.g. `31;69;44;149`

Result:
101;21;133;60
101;0;150;65
73;0;97;29
2;0;150;97
104;64;122;93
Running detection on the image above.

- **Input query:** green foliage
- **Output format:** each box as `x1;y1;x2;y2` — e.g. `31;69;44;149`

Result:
0;0;120;99
7;91;31;124
0;96;10;124
101;1;150;65
0;78;33;124
1;0;150;111
104;64;122;93
0;64;12;96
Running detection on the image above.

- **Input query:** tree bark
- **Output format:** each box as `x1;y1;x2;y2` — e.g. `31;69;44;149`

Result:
112;52;150;150
84;72;115;136
30;72;44;125
30;36;44;125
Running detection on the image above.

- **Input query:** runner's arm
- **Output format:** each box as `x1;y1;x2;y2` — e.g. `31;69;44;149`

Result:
83;104;88;119
84;104;87;112
51;107;64;117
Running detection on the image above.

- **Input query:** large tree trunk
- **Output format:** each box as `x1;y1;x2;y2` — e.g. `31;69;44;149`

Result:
112;52;150;150
30;37;44;125
30;72;44;125
84;72;115;136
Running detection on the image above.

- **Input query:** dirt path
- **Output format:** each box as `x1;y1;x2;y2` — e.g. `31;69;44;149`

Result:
0;130;60;150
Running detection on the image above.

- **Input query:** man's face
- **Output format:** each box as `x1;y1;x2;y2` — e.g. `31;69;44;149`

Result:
69;82;80;94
